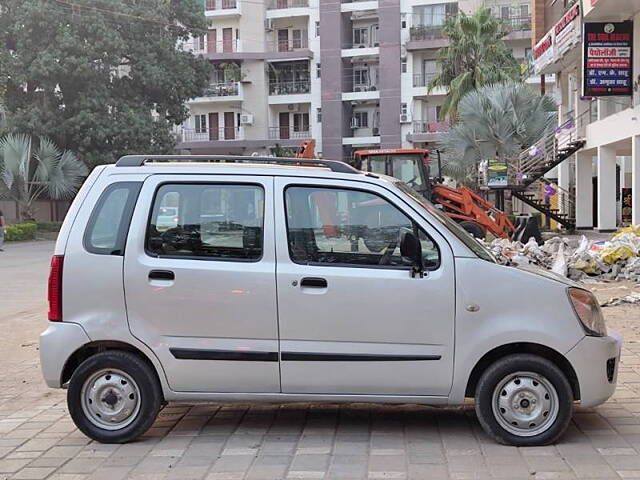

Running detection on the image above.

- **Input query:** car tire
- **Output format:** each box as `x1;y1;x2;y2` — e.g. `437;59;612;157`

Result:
475;354;573;446
67;350;162;443
459;221;486;239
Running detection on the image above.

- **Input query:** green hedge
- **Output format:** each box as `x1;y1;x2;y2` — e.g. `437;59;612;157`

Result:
35;221;63;232
5;223;38;241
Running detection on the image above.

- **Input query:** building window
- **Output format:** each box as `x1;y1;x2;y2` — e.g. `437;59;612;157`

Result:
315;21;320;37
354;69;369;87
414;3;458;27
401;61;407;73
293;113;310;132
195;114;207;133
316;63;321;78
401;103;408;116
195;35;206;50
353;27;369;47
317;108;322;123
352;111;368;128
292;29;306;49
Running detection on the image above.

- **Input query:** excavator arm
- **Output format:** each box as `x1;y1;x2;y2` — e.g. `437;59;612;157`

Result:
432;184;515;239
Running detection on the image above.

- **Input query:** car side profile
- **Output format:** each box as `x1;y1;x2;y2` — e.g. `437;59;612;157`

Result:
40;155;622;446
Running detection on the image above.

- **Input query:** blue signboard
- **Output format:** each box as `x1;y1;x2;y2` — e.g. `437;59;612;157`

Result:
583;21;633;97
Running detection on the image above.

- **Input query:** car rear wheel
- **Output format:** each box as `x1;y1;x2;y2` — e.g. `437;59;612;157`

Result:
67;350;162;443
475;354;573;446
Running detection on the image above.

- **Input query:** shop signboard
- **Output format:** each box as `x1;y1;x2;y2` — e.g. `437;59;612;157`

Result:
487;159;508;187
584;21;634;96
533;33;554;74
532;4;581;75
555;4;581;58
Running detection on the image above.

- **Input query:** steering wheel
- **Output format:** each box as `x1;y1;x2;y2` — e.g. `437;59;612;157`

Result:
378;238;398;265
161;227;188;250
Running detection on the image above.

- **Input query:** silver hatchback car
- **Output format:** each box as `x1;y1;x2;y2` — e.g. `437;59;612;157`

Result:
40;155;622;446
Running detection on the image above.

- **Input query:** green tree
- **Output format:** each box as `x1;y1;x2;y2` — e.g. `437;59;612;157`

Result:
438;82;556;183
429;8;522;120
0;134;88;220
0;0;211;167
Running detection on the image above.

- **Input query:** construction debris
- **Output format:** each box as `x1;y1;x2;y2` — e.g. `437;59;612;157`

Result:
485;225;640;283
601;293;640;307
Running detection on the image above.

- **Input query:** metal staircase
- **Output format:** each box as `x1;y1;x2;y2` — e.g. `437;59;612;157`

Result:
509;113;589;230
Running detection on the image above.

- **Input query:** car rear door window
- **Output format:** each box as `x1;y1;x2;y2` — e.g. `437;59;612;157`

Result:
284;186;439;269
146;183;264;261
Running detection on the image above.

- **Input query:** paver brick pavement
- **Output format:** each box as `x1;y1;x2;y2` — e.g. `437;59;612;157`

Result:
1;241;640;479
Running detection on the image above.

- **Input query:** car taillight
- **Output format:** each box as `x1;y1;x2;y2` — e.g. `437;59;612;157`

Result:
48;255;64;322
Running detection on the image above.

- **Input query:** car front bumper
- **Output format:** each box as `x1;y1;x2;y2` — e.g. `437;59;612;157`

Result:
566;330;623;408
40;322;91;388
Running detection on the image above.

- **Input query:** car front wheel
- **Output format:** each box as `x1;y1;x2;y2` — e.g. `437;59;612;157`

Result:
67;350;162;443
475;354;573;446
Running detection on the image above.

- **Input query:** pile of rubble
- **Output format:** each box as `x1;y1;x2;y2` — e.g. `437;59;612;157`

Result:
485;226;640;283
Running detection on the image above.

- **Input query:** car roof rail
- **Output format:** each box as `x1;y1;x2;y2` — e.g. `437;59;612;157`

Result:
115;155;360;174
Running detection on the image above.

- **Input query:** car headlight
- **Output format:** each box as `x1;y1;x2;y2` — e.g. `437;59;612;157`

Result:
568;288;607;337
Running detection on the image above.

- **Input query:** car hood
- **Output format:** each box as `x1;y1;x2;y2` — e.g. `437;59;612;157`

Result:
514;263;583;288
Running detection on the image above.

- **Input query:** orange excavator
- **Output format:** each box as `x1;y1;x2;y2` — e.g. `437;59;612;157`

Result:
294;141;514;239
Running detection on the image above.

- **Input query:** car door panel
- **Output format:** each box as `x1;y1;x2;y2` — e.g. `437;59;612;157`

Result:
274;177;456;396
124;175;279;393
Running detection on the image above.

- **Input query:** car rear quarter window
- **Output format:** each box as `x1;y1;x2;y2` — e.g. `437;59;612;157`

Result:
83;182;142;255
146;183;264;261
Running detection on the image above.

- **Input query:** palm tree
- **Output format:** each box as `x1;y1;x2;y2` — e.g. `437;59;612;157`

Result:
428;8;522;120
438;82;556;185
0;134;88;221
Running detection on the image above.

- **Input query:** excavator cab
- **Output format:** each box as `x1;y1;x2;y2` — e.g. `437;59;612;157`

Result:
353;149;432;198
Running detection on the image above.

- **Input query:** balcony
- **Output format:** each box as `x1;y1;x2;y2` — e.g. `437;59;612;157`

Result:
267;0;308;8
189;82;242;104
266;0;309;17
204;0;240;17
268;126;311;140
500;15;532;32
407;121;448;143
184;39;240;56
409;24;447;42
268;80;311;95
413;72;436;88
500;15;532;40
267;37;309;53
179;127;244;143
406;24;450;51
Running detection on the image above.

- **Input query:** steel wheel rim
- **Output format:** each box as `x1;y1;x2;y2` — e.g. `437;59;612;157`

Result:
491;371;559;437
80;368;141;431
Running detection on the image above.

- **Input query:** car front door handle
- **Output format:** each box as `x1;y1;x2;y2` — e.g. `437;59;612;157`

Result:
149;270;175;281
300;277;327;288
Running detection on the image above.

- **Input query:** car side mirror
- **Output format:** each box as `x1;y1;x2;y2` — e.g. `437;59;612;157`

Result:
400;231;424;278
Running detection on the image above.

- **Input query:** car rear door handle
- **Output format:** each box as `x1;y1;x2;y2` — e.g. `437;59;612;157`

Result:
300;277;327;288
149;270;175;281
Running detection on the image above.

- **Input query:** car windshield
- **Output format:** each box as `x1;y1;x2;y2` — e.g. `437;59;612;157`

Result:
395;181;497;263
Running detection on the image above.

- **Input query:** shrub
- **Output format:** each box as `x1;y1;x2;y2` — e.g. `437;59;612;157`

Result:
35;221;63;232
5;223;38;241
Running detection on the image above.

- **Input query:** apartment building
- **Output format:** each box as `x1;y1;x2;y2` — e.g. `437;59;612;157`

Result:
531;0;640;229
176;0;537;162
